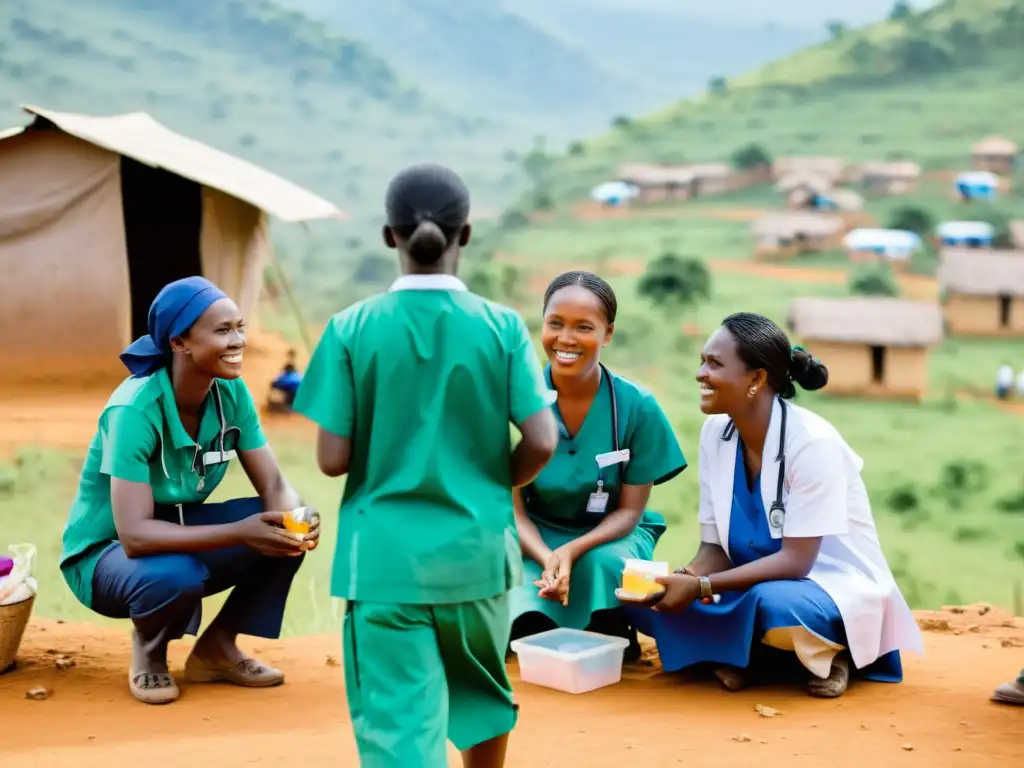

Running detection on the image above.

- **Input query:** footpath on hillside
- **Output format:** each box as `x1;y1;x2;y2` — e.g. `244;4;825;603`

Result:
2;607;1020;767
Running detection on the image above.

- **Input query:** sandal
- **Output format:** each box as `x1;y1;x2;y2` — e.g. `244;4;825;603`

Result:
991;680;1024;705
128;669;180;705
807;655;850;699
714;665;751;692
184;655;285;688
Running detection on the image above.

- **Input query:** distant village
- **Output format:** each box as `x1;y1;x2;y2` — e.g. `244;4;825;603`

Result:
590;136;1022;404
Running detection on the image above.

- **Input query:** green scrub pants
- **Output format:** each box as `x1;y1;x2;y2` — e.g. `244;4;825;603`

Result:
343;593;517;767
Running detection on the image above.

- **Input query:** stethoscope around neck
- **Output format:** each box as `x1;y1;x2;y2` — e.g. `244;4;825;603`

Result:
721;395;788;530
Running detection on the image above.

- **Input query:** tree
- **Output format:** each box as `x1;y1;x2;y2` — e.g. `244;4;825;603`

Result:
730;143;772;171
637;253;712;334
465;269;497;299
826;19;848;40
887;205;934;238
889;1;913;22
708;76;728;96
849;263;900;297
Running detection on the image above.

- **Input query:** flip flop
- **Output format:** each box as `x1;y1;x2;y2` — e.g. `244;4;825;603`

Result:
807;655;850;699
184;655;285;688
128;670;180;705
991;681;1024;705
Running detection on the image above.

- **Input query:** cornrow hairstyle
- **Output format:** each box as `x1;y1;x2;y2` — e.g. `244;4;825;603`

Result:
721;312;828;399
543;271;618;324
385;163;470;266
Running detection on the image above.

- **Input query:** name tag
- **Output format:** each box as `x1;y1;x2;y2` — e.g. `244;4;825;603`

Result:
586;491;610;514
202;449;237;466
595;449;630;469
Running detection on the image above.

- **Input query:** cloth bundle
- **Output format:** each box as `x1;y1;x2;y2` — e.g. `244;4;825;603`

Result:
0;544;37;606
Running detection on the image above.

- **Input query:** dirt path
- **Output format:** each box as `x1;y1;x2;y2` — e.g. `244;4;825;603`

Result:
570;201;769;222
1;607;1020;767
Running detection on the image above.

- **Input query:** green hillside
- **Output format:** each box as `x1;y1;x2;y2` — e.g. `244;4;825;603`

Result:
522;0;1024;205
281;0;621;123
0;0;527;219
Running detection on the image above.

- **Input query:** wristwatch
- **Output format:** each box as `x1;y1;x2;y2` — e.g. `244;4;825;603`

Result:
698;576;714;604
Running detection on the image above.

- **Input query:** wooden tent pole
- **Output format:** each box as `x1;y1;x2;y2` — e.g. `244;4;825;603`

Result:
268;255;313;356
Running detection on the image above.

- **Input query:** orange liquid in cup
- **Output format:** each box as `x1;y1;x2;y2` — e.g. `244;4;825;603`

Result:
282;510;311;535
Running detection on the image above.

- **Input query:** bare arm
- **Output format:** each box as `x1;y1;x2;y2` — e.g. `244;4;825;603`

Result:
111;479;247;558
511;408;558;487
682;542;732;577
316;427;352;478
707;537;822;593
239;444;303;511
513;488;552;566
564;482;650;560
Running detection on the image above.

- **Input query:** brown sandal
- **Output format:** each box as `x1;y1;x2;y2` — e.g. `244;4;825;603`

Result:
807;655;850;699
128;670;180;705
184;655;285;688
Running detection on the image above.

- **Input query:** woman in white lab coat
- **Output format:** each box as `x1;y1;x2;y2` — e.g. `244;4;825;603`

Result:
623;312;922;697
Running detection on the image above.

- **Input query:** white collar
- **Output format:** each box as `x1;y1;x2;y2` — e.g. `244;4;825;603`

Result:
389;274;467;292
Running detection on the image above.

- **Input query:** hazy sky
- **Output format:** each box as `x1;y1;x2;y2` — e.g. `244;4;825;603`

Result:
572;0;941;28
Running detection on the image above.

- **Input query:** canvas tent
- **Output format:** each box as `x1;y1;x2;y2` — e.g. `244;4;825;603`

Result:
0;105;343;385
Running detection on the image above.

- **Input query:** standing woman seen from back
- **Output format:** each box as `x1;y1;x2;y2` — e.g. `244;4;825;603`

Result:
293;164;557;768
510;271;688;657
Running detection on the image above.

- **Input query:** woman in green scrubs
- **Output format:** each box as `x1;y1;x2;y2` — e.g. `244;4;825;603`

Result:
293;163;558;768
59;276;318;705
511;271;687;655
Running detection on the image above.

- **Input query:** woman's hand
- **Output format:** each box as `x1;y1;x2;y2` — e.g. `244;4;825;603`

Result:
235;511;307;557
533;545;573;606
619;573;701;613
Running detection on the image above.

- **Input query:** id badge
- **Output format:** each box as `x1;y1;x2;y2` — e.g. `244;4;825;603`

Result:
202;449;237;466
586;491;610;514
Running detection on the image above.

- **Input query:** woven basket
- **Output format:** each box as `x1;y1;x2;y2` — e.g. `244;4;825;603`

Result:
0;594;35;674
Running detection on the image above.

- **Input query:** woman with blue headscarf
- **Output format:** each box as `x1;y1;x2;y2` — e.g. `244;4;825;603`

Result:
59;276;319;705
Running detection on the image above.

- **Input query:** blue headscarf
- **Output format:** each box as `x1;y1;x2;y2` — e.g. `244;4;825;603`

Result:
120;276;229;377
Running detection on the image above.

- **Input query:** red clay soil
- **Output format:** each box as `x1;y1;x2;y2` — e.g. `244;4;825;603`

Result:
0;330;303;458
1;606;1020;767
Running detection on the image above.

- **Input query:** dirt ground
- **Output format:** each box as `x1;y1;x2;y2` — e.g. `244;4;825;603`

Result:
1;606;1021;767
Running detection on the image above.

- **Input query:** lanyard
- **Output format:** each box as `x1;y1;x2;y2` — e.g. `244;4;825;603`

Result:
600;362;620;454
721;396;788;528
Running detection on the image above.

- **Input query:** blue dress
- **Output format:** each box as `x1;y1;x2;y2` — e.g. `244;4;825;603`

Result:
629;442;902;682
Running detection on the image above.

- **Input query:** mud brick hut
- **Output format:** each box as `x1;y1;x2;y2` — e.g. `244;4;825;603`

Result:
971;135;1019;176
854;161;922;196
750;212;846;260
787;297;943;401
939;247;1024;336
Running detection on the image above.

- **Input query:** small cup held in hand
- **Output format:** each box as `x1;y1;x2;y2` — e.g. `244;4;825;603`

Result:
616;559;668;603
282;506;318;537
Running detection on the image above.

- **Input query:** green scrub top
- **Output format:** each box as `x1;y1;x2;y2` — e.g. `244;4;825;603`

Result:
522;365;687;531
59;369;267;608
293;274;554;606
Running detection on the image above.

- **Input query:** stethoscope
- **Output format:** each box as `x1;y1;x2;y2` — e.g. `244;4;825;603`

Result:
721;395;788;531
188;383;241;493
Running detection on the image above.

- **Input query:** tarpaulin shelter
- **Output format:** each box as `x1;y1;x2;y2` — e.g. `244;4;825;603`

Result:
0;105;343;385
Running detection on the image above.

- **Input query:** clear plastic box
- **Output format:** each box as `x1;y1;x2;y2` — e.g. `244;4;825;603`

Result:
509;628;630;694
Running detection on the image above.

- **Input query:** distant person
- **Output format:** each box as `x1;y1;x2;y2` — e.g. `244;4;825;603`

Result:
996;363;1014;400
509;271;687;660
1014;369;1024;398
620;313;922;698
269;349;303;411
292;164;557;767
992;668;1024;705
59;276;319;705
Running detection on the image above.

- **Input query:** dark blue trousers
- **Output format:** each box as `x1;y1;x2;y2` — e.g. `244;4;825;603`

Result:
91;497;304;653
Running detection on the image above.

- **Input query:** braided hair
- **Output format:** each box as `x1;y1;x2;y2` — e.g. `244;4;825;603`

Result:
721;312;828;399
543;271;618;323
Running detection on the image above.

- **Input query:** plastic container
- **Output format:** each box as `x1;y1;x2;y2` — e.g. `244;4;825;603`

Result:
510;628;630;694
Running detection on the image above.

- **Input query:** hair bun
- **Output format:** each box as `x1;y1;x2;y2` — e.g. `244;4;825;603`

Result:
790;347;829;392
407;220;447;265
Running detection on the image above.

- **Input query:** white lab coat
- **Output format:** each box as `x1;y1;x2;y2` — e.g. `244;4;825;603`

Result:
697;398;923;671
